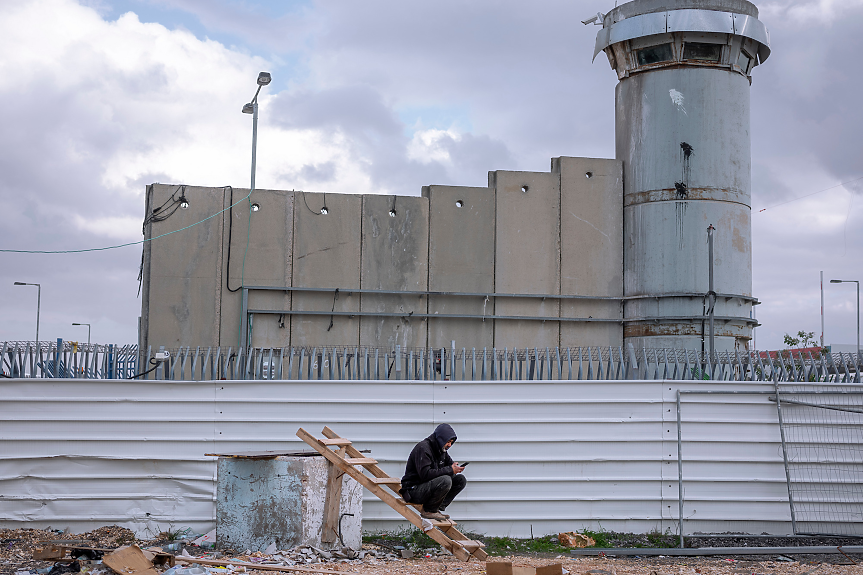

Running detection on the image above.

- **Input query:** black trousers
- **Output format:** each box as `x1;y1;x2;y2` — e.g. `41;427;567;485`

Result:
408;474;467;512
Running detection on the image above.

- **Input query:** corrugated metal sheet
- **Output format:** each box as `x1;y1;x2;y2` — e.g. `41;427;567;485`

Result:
1;378;797;537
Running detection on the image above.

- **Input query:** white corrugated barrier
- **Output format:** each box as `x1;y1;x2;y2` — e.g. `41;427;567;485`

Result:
1;378;797;537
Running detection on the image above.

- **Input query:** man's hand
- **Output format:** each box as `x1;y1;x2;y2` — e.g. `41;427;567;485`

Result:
452;462;465;474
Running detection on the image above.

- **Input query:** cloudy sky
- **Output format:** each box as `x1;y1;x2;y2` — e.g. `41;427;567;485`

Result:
0;0;860;350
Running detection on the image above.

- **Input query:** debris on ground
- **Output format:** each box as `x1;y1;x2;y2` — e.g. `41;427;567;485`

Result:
557;533;595;548
4;527;863;575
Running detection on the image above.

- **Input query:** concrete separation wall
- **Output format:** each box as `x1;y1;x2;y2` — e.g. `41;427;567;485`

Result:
0;377;801;538
140;156;626;351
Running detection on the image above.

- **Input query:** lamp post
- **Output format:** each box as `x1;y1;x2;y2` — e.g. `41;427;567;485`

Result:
242;72;271;194
13;282;40;349
238;72;270;349
72;323;91;346
830;279;860;361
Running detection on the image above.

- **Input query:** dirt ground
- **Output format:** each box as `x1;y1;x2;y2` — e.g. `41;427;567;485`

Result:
3;527;862;575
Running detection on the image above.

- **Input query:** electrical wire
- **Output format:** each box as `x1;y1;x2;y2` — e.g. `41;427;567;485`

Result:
225;186;251;293
301;190;326;215
127;358;162;380
1;186;252;254
757;175;863;213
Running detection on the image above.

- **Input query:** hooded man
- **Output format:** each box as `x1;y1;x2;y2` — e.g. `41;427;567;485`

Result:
399;423;467;521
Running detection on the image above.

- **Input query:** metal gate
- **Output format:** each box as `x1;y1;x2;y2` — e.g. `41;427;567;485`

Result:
775;385;863;536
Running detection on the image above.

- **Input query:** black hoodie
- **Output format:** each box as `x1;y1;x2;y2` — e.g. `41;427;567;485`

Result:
400;424;457;495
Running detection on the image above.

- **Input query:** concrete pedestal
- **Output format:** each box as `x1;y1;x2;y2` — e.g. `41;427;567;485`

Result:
214;452;362;552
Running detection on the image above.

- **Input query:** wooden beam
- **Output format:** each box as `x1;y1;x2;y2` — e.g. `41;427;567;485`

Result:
296;428;471;562
309;427;488;561
175;557;352;574
321;445;347;544
320;438;351;446
344;457;377;465
320;427;401;494
370;477;401;485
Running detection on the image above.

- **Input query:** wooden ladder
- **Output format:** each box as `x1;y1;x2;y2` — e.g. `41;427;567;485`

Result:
297;426;487;562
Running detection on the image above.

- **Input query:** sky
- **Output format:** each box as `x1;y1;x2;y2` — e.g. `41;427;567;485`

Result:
0;0;860;350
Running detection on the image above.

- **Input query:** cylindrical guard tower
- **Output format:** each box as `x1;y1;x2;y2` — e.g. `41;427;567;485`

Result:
594;0;770;352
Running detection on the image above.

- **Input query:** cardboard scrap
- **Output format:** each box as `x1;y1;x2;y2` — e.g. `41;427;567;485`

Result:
558;532;595;548
487;562;564;575
102;545;160;575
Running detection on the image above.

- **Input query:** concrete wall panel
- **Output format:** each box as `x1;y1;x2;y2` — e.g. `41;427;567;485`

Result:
360;195;429;349
425;185;495;350
491;171;560;348
143;184;224;349
556;157;624;348
219;189;293;349
291;192;361;347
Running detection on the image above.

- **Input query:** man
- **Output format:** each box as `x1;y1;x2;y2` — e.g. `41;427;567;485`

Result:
400;423;466;521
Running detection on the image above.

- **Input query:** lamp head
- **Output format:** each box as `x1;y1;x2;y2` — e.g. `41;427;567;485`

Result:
14;282;25;285
178;192;190;210
831;280;843;283
242;103;254;114
257;72;271;86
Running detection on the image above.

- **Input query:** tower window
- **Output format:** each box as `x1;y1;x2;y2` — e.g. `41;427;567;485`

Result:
636;43;673;66
683;42;722;62
736;49;753;73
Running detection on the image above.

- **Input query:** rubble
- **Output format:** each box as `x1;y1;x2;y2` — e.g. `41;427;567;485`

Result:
556;533;595;549
4;526;863;575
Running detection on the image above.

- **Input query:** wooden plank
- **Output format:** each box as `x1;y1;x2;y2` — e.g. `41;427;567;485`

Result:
175;557;352;574
312;427;487;561
370;477;401;485
440;524;489;560
315;426;488;561
297;428;471;562
320;438;351;446
321;445;347;544
344;457;377;465
33;545;65;560
320;427;400;493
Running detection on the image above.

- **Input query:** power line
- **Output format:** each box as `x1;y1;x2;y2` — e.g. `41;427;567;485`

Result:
0;188;252;254
757;175;863;213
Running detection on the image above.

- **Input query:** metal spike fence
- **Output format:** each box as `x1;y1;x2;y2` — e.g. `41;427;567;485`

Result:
1;341;860;382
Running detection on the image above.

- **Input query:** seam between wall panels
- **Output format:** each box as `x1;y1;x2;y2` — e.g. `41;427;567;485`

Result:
140;185;153;360
358;195;364;347
426;191;432;350
491;172;497;350
289;192;298;349
215;187;226;348
558;171;562;349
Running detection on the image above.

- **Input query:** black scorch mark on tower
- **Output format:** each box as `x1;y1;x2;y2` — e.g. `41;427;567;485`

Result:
675;142;694;249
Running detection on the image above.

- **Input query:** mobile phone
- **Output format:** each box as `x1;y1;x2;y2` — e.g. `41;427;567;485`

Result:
460;461;470;467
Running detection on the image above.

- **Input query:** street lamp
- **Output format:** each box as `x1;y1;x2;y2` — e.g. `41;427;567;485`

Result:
72;323;91;345
237;72;270;349
13;282;40;348
830;279;860;361
242;72;271;194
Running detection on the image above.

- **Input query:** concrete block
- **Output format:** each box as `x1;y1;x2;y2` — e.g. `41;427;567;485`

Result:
142;184;225;349
216;455;362;552
360;195;429;349
291;192;362;348
219;189;293;349
555;157;623;348
425;185;494;350
491;171;560;349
